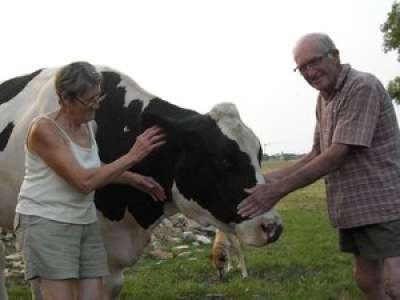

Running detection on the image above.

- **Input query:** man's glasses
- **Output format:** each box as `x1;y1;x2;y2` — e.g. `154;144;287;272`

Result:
75;94;106;109
293;51;331;74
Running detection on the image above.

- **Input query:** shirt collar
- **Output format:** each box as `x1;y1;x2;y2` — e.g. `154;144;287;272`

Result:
319;64;351;102
334;64;351;92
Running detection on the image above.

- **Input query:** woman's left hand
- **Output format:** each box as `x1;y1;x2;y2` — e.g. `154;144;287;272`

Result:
129;173;166;202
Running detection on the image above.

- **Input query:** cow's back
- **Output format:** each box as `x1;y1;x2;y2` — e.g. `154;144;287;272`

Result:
0;68;58;229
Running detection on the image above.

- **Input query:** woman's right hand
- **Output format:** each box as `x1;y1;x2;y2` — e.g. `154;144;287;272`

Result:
128;173;167;202
128;126;166;163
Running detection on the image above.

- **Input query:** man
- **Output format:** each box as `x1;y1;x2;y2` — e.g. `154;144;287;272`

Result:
238;33;400;299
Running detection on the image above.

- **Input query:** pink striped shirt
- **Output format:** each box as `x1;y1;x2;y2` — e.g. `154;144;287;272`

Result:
314;64;400;228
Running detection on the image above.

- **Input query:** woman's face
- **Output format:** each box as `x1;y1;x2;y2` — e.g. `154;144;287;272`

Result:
67;84;103;123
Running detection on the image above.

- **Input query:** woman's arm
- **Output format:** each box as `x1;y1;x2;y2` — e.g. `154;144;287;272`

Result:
28;119;165;194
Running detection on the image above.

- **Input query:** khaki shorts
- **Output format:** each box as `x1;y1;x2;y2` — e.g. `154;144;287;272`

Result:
16;214;109;281
339;219;400;259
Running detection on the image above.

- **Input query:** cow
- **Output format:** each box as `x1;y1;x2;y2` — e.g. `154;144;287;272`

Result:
0;66;283;299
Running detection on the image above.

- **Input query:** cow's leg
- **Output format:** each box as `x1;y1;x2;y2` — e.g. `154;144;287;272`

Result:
224;249;232;275
211;229;230;279
103;269;124;300
226;233;248;278
98;212;151;300
0;239;8;300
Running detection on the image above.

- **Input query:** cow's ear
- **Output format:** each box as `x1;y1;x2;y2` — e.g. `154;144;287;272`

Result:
208;102;242;123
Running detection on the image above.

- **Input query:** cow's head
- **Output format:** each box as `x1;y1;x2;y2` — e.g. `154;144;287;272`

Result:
143;101;282;247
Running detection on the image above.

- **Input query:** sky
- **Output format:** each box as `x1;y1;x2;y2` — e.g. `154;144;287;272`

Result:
1;0;399;154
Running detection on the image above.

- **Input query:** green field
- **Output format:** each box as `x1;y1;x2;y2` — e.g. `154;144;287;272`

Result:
7;160;362;300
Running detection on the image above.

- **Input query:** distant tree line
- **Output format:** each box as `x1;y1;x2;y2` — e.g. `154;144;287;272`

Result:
263;152;304;161
381;1;400;104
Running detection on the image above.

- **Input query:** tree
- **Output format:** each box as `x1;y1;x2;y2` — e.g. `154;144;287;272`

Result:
381;1;400;104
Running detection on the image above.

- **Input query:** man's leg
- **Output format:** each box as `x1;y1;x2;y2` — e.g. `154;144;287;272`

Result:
354;255;390;300
384;257;400;299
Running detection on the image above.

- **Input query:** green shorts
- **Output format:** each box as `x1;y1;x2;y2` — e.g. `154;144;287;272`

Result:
339;219;400;259
16;214;109;281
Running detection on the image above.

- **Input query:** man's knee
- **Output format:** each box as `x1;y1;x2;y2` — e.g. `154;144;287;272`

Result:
384;278;400;299
354;256;385;296
384;257;400;299
355;269;381;294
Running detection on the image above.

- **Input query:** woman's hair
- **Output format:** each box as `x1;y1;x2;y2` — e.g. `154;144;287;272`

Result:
55;61;102;100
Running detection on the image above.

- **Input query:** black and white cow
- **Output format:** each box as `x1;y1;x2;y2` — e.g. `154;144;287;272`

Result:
0;66;283;299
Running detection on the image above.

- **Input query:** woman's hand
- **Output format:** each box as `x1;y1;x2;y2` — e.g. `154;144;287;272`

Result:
129;173;166;202
129;126;166;163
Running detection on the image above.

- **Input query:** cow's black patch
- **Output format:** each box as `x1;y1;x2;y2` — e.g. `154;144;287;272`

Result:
172;115;257;223
93;71;258;228
94;73;197;228
0;69;42;105
0;122;14;151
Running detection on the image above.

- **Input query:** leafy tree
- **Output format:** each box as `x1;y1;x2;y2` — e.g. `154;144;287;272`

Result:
388;77;400;102
381;1;400;104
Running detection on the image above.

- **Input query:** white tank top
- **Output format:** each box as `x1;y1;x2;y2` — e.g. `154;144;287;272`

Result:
16;114;101;224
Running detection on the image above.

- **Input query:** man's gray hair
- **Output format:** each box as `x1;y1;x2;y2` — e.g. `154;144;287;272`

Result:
296;33;337;53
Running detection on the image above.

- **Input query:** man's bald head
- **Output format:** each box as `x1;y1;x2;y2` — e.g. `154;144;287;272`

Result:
293;33;337;56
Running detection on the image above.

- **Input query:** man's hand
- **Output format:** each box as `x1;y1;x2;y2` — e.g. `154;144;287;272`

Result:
237;183;282;218
264;174;279;184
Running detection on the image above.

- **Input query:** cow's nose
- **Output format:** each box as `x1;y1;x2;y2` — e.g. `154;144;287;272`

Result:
262;223;283;244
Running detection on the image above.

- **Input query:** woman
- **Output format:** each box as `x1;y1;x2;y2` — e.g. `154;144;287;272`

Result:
15;61;166;300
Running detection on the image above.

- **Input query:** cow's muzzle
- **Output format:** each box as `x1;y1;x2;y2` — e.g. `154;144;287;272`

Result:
262;222;283;244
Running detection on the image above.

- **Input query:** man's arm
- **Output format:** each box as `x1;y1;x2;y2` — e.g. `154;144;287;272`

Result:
238;143;350;217
263;146;320;183
279;143;349;193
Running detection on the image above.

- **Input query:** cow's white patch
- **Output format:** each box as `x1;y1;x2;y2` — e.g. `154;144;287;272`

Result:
0;68;57;134
98;66;154;109
0;69;59;215
172;183;235;233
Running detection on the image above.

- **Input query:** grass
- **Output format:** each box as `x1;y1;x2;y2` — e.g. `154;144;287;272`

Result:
6;160;363;300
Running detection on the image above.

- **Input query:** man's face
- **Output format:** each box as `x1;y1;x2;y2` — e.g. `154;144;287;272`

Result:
293;40;340;96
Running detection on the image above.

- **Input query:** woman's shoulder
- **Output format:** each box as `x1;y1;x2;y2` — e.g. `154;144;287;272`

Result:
29;117;67;148
31;117;57;134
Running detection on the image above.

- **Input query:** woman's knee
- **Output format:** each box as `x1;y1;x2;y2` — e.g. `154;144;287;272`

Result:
77;277;104;300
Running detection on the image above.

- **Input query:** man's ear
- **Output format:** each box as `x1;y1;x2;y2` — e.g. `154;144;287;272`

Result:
329;49;340;61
